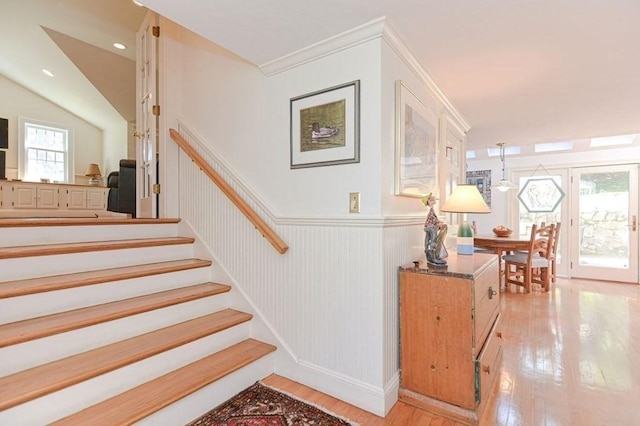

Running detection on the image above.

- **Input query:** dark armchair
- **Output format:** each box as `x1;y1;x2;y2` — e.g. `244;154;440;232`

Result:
106;159;136;217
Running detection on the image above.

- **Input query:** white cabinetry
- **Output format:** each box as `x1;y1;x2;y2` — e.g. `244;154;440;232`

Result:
66;186;88;209
0;181;108;217
86;188;107;210
12;184;60;209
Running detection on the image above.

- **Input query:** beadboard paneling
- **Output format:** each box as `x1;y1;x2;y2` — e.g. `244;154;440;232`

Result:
176;124;423;393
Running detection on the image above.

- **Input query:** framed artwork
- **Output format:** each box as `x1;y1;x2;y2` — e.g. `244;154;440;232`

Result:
466;169;492;207
290;80;360;169
394;81;439;197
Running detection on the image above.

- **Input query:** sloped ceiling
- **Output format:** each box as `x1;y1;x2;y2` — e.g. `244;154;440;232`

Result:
44;27;137;122
2;1;639;150
0;0;146;131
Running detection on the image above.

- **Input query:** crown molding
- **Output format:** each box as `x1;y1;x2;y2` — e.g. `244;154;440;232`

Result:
380;24;470;132
259;17;387;76
259;17;469;133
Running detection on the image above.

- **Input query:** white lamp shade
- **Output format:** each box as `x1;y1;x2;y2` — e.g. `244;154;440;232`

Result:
492;179;518;192
440;184;491;214
439;184;490;255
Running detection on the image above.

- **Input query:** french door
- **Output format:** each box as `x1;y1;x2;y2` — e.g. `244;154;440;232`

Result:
512;163;638;283
136;12;159;218
570;164;638;283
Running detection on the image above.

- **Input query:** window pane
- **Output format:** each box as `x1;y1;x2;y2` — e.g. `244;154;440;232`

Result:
578;171;630;268
23;122;69;182
518;175;563;269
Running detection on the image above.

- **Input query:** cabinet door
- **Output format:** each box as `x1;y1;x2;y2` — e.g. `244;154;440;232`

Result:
13;185;37;209
67;187;87;209
86;188;106;209
37;186;59;209
0;183;7;208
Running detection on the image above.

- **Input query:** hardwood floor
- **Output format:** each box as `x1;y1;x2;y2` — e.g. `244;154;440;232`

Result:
262;277;640;425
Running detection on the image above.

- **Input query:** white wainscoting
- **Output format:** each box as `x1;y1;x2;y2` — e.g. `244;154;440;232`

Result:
175;123;424;415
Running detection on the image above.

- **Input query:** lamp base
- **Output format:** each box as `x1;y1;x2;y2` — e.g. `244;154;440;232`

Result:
456;221;474;255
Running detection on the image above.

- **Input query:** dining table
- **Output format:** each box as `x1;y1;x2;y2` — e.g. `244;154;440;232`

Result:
473;234;531;283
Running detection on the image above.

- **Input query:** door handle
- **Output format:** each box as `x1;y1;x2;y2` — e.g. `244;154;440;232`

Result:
632;215;637;232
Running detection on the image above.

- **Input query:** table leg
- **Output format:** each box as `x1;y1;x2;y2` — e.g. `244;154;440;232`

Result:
494;249;505;290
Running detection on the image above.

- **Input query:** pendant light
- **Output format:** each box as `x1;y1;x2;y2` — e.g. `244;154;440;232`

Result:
491;142;518;192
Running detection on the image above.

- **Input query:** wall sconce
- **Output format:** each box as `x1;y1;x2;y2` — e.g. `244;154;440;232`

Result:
491;142;518;192
85;163;102;186
440;184;491;254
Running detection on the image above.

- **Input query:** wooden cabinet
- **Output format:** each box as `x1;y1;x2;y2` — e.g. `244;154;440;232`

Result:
399;253;502;425
0;181;107;216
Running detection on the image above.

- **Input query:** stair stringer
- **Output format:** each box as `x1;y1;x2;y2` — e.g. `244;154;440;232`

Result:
177;220;297;365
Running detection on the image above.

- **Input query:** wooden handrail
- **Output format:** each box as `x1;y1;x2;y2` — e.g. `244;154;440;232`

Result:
169;128;289;254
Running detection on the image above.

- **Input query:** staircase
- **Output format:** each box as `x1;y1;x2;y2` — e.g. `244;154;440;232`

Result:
0;218;277;425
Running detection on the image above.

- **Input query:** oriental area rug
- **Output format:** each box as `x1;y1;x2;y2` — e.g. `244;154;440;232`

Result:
186;381;356;426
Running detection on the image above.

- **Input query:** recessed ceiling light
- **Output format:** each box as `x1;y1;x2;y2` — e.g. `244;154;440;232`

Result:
42;69;55;77
113;42;127;50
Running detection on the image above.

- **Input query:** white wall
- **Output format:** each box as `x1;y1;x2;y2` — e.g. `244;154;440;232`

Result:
381;42;449;217
0;76;126;182
156;16;467;416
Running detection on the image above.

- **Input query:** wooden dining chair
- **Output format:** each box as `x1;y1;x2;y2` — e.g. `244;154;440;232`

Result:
502;223;555;293
539;221;561;283
549;222;561;283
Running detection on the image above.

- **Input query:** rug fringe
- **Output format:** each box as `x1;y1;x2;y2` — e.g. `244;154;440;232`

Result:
259;380;360;426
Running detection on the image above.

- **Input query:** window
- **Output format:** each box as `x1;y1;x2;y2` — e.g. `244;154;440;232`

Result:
19;118;73;182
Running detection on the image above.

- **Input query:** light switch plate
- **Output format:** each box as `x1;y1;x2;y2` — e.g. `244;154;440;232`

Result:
349;192;360;213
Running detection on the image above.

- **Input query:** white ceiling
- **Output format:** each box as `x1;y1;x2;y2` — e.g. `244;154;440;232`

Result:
139;0;640;150
3;0;639;151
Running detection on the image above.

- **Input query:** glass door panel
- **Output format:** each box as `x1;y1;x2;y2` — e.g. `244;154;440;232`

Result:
571;164;638;283
513;169;568;278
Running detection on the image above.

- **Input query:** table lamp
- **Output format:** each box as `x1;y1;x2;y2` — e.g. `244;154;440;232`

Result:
85;163;102;186
440;184;491;254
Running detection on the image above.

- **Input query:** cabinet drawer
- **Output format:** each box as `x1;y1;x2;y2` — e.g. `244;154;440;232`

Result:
474;259;499;351
476;316;503;407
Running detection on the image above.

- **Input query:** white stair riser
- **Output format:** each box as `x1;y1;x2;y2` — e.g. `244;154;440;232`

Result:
0;221;277;424
0;295;233;376
0;323;253;426
138;354;276;426
0;244;196;281
0;224;180;248
0;267;213;324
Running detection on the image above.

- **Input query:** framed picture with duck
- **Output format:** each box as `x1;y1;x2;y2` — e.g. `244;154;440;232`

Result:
290;80;360;169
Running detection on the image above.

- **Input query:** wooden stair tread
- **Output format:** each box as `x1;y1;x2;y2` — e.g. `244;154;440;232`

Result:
0;282;230;347
0;218;181;228
0;258;213;299
0;309;253;412
52;338;277;426
0;236;195;259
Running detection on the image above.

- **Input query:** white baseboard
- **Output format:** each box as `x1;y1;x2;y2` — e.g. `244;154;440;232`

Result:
274;354;399;417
